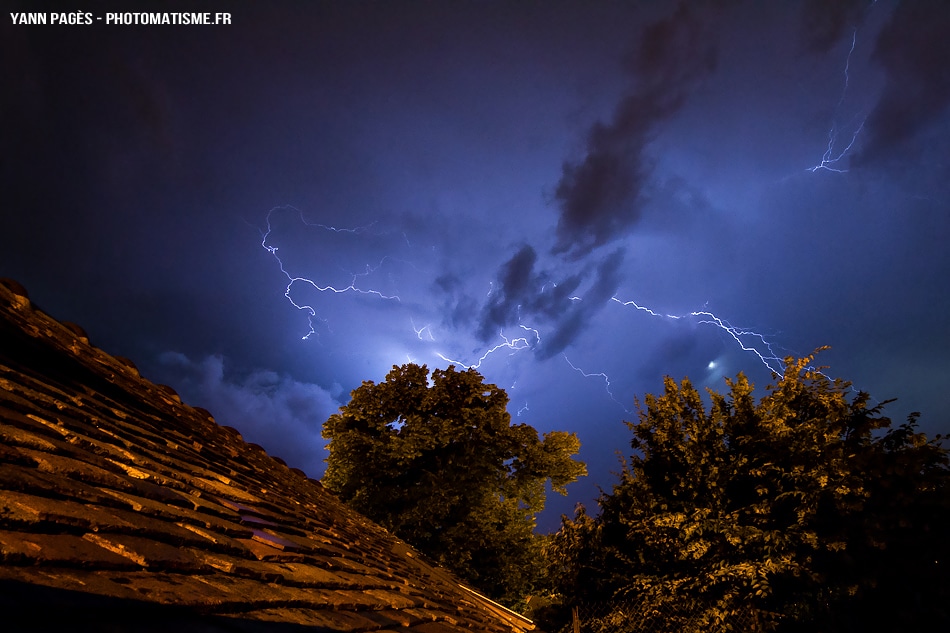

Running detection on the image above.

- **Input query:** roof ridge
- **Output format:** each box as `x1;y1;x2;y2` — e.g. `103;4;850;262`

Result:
0;279;534;632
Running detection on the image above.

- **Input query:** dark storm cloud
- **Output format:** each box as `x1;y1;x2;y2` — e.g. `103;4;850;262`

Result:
478;245;535;340
478;245;580;341
856;2;950;163
479;246;539;340
478;246;624;360
552;3;718;258
537;249;625;360
798;0;871;54
4;0;948;535
433;272;479;329
478;244;582;341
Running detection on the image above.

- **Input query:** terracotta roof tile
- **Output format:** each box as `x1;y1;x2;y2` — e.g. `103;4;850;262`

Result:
1;462;132;507
0;529;141;569
0;280;533;632
82;533;210;571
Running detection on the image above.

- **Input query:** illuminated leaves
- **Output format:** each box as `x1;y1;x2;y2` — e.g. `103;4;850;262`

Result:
545;352;950;632
322;363;586;605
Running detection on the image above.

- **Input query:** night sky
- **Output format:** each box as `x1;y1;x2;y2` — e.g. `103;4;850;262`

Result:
3;0;949;529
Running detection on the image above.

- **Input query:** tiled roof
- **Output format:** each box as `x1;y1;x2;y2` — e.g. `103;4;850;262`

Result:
0;279;534;633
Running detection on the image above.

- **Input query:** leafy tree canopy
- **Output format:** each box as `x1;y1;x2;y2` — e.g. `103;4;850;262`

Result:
543;351;950;632
322;363;586;605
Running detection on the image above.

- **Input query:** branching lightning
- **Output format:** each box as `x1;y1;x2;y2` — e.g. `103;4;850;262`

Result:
253;9;890;435
261;207;793;420
270;205;377;235
558;295;784;410
260;206;400;340
808;29;867;173
610;297;784;374
436;324;541;370
411;317;435;342
563;355;633;414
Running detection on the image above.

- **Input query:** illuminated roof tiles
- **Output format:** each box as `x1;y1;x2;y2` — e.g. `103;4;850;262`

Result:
0;279;532;632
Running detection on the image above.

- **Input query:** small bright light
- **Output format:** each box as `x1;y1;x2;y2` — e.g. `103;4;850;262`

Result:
707;361;717;370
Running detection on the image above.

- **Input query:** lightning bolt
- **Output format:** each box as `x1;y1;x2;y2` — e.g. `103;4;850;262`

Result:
411;317;435;342
260;206;545;376
260;206;400;340
436;324;541;370
260;207;794;420
563;355;632;414
557;295;784;409
268;204;377;234
610;297;784;374
807;28;869;173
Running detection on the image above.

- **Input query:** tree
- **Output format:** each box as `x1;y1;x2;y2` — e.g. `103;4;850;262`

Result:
322;363;586;605
542;352;950;632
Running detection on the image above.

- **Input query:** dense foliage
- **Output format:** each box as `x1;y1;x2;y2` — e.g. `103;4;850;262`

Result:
542;352;950;632
322;363;586;605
